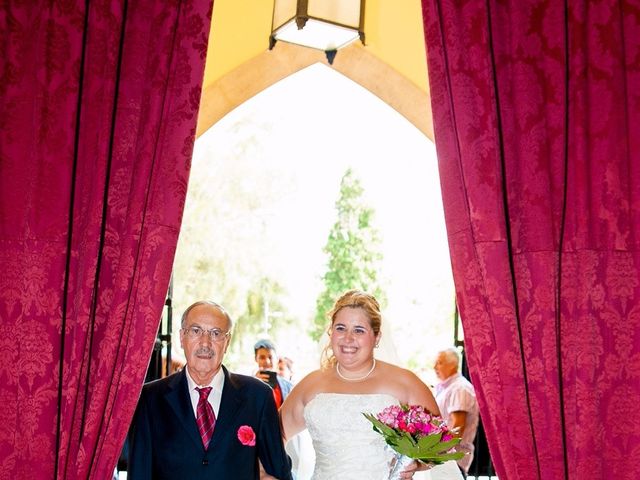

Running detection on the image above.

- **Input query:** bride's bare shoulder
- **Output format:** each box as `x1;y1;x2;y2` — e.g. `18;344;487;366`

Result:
297;368;328;385
293;368;332;403
376;360;416;379
376;360;431;394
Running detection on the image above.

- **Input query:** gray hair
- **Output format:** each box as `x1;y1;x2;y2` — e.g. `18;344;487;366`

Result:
181;300;233;331
439;347;462;371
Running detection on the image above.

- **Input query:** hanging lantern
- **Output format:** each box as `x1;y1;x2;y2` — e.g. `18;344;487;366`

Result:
270;0;365;64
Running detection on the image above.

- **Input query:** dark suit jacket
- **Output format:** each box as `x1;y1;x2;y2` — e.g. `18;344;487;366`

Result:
128;365;292;480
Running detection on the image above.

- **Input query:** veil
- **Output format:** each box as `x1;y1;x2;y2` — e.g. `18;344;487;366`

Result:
374;325;400;365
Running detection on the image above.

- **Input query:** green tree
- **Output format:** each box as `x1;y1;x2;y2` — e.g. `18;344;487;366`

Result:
312;169;386;340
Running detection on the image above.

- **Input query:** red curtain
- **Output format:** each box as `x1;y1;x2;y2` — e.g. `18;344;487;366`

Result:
0;1;211;478
423;1;640;479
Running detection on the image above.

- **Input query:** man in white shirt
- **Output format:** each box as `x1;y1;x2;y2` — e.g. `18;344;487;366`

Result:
434;347;479;478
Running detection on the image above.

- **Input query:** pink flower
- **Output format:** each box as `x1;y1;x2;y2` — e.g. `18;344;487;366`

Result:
237;425;256;446
364;403;464;464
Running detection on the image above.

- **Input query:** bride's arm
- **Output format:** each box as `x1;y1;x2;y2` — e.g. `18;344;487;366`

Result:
279;373;315;441
404;370;440;416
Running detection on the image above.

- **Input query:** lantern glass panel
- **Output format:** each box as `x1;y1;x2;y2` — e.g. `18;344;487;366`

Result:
307;0;361;29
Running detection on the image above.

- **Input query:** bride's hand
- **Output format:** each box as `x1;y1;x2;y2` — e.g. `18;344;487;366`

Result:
400;460;433;478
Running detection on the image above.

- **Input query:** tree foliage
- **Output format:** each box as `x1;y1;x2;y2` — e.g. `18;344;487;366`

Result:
312;169;386;340
172;117;297;367
228;277;294;363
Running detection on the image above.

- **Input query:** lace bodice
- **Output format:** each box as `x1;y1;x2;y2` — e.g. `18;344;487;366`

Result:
303;393;398;480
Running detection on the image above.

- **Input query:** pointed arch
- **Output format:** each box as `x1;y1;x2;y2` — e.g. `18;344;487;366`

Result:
196;42;433;140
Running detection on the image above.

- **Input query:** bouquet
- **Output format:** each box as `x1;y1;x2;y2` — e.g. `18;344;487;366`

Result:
363;404;464;479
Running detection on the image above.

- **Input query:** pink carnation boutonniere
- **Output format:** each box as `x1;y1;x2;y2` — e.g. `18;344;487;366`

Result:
237;425;256;446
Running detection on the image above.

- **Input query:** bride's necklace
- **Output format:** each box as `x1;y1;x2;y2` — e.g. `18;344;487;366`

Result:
336;359;377;382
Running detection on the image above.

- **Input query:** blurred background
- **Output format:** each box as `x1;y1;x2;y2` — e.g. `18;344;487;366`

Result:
169;62;457;386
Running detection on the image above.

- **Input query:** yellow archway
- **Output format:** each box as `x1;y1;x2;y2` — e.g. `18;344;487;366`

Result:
197;43;433;140
196;0;433;140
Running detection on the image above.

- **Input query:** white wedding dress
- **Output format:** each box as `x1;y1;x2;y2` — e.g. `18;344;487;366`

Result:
304;393;397;479
302;392;464;480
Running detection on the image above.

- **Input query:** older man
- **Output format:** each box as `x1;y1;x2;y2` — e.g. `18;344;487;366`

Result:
128;301;292;480
434;347;479;478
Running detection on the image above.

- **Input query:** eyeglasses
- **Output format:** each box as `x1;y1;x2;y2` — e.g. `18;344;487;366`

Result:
182;325;231;342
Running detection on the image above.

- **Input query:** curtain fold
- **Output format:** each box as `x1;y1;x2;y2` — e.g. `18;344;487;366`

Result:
423;0;640;478
0;1;212;478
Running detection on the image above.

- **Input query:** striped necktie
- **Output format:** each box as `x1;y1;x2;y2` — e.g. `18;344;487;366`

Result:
195;387;216;449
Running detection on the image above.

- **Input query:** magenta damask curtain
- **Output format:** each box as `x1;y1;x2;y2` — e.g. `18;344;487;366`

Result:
0;2;211;478
423;1;639;479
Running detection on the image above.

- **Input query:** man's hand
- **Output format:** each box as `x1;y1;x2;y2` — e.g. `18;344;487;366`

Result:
259;460;278;479
449;411;467;437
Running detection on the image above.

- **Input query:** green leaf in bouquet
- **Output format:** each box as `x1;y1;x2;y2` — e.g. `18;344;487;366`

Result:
437;451;465;461
392;437;422;458
401;430;418;446
377;424;398;438
362;413;397;439
417;450;465;463
416;433;443;451
362;414;386;433
403;436;420;450
362;413;393;435
418;458;446;466
430;437;462;453
362;412;378;425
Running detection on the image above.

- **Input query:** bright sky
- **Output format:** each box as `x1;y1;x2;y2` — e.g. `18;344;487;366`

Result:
182;63;456;379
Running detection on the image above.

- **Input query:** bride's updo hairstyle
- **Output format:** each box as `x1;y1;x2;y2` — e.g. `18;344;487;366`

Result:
321;289;382;370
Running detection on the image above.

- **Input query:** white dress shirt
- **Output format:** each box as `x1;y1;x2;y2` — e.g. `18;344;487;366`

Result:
185;366;225;418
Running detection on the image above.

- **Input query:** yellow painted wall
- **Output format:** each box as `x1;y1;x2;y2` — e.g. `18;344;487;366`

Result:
362;0;428;91
204;0;274;87
202;0;428;93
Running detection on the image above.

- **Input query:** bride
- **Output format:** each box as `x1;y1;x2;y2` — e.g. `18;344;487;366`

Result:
279;290;463;480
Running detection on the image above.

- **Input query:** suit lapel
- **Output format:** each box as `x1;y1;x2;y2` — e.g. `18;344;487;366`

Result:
210;365;244;444
164;369;203;450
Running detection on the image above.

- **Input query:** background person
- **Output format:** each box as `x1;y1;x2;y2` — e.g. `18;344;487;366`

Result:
253;338;307;480
254;339;294;408
278;356;294;383
128;301;292;480
433;347;479;478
